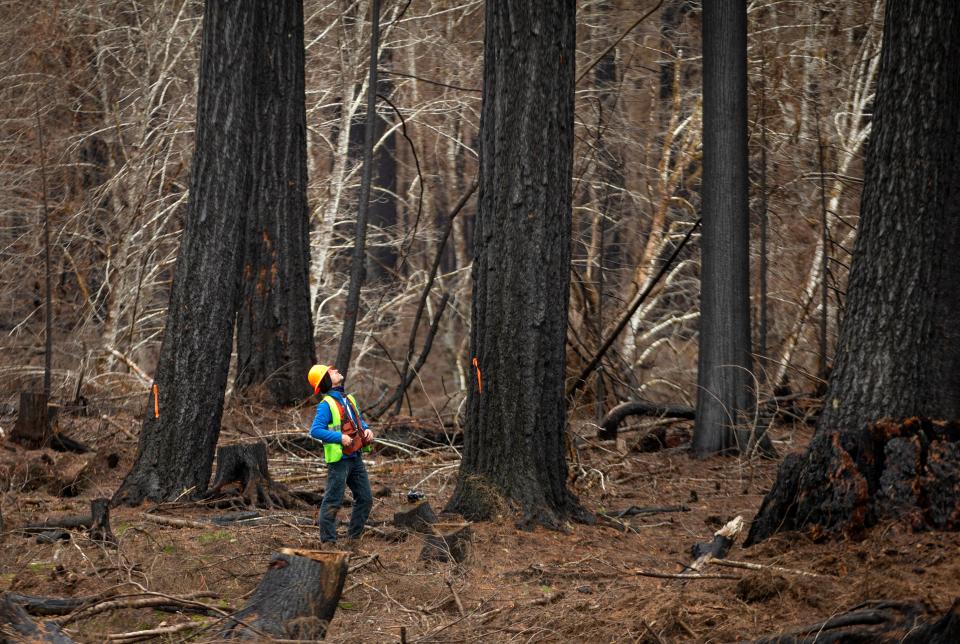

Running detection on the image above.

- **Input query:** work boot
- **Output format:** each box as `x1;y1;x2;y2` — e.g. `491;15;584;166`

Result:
343;537;365;556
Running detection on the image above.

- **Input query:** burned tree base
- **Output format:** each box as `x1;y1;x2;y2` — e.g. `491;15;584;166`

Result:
11;392;90;454
204;442;301;509
747;417;960;545
220;548;348;640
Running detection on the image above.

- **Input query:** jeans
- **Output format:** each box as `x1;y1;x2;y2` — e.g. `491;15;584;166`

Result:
319;456;372;543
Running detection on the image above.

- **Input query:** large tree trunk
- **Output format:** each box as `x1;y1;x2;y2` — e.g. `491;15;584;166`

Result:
235;0;315;405
113;0;256;506
445;1;585;529
694;0;760;457
747;0;960;544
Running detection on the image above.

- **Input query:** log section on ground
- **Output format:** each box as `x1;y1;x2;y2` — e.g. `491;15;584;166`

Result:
744;598;960;644
597;399;695;440
219;548;348;640
0;593;74;643
746;418;960;545
202;442;301;509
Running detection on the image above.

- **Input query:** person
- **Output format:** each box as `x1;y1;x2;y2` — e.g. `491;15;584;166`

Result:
307;364;374;547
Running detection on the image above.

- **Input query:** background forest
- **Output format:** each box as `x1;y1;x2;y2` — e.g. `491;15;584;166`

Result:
0;0;871;413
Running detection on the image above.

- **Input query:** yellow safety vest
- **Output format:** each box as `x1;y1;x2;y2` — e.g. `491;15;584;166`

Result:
321;394;371;463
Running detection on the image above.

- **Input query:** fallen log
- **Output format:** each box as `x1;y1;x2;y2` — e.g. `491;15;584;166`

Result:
21;499;115;545
220;548;348;640
743;598;960;643
203;442;301;509
4;591;111;616
0;593;74;643
597;400;695;440
599;505;689;519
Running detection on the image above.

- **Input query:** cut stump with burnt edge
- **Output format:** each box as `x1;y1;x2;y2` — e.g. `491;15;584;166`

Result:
746;418;960;545
0;592;74;643
420;522;472;563
87;498;116;545
203;442;301;509
219;548;349;640
393;501;438;533
11;392;90;454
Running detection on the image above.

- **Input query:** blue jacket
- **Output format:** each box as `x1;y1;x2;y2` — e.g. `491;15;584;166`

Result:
309;387;368;458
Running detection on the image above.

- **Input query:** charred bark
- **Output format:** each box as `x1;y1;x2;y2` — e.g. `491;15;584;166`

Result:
220;549;348;640
748;1;960;544
392;501;438;533
87;498;115;545
695;0;765;457
0;593;74;643
113;0;257;506
446;1;586;530
204;442;300;509
235;0;315;405
747;418;960;544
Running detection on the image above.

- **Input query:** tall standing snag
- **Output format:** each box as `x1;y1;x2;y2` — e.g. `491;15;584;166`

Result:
747;0;960;545
235;0;315;405
113;1;257;505
445;1;586;529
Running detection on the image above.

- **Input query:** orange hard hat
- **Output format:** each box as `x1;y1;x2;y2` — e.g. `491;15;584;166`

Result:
307;364;332;394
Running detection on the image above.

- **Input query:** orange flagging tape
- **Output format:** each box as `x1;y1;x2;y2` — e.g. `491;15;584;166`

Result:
472;357;482;394
152;384;159;418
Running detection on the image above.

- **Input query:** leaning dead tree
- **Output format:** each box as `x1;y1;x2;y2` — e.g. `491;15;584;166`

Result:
220;549;349;640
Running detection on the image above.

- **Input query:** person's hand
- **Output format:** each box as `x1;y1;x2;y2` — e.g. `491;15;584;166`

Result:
363;429;374;442
341;433;353;447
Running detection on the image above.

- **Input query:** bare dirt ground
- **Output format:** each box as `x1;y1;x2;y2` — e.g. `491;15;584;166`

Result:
0;402;955;643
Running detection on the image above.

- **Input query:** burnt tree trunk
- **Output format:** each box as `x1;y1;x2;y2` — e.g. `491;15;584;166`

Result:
220;549;348;640
445;1;586;529
87;498;115;545
235;0;315;405
748;0;960;545
205;442;299;509
12;392;53;448
694;0;764;457
113;1;256;505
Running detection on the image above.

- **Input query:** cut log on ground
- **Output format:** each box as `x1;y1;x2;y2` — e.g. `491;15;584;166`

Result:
747;417;960;545
220;548;348;640
0;593;74;643
743;598;960;643
393;501;438;533
420;522;472;563
3;591;112;616
599;505;689;519
22;499;116;544
687;515;743;573
597;400;695;440
204;442;301;509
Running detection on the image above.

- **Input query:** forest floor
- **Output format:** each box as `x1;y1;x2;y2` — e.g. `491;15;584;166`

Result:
0;401;955;643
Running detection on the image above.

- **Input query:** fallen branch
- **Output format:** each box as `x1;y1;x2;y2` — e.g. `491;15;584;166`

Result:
600;505;689;519
710;557;827;579
106;622;201;642
0;592;74;643
54;592;222;626
632;569;740;580
597;400;695;440
687;515;743;573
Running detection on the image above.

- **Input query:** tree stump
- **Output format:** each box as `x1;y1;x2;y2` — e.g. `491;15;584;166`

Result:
87;498;116;545
420;522;472;563
0;592;74;643
747;418;960;545
205;442;300;509
11;392;55;449
393;501;437;533
220;548;349;640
